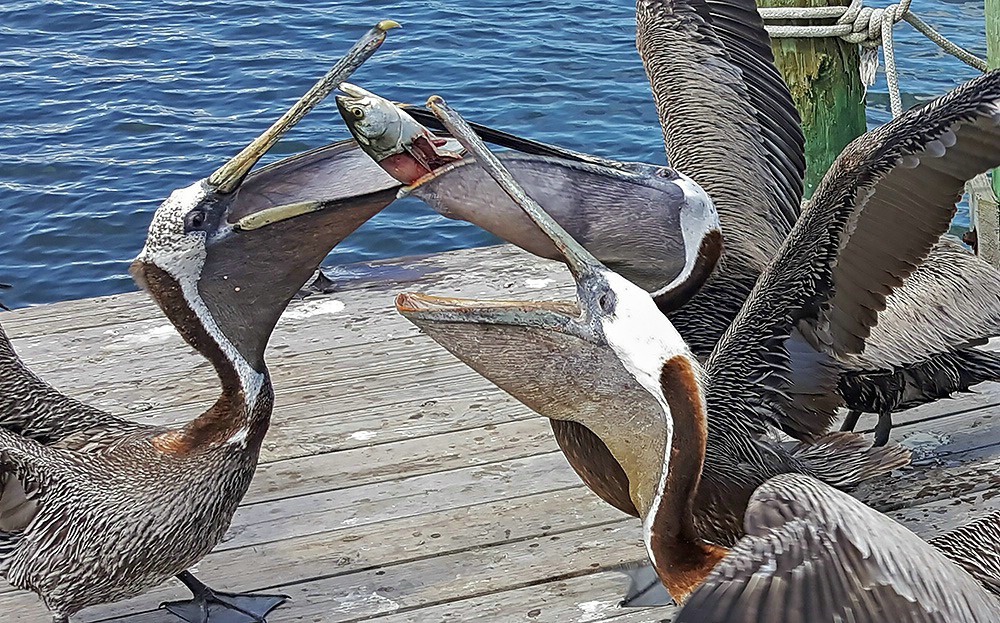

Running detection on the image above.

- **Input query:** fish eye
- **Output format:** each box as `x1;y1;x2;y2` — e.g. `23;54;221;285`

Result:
352;107;365;119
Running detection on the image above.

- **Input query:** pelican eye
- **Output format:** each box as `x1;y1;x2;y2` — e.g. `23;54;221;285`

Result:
185;209;208;231
598;290;617;314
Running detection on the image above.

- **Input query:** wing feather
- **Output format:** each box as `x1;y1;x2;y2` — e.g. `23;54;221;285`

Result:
706;71;1000;436
676;474;1000;622
637;0;805;261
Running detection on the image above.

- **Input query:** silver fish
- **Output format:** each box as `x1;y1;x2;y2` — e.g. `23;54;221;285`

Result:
336;82;463;184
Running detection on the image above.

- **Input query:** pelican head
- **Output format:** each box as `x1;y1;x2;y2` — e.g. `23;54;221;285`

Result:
396;97;713;514
131;20;399;390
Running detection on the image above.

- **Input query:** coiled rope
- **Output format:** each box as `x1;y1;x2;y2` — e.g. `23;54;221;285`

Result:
759;0;998;263
759;0;987;116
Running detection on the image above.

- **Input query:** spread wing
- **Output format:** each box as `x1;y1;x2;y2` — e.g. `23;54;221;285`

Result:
847;236;1000;370
705;71;1000;437
702;0;806;225
637;0;805;258
675;474;1000;622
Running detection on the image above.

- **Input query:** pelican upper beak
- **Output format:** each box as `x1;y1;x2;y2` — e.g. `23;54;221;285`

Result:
207;19;399;194
142;20;402;370
396;289;660;424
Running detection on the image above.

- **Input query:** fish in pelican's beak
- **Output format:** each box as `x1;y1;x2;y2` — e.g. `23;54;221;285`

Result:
336;83;464;183
336;83;721;300
396;97;717;514
131;20;400;372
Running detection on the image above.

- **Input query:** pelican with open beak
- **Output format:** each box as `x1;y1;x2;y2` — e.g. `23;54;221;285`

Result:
395;97;722;521
140;22;413;368
331;83;721;299
395;97;915;605
0;21;401;623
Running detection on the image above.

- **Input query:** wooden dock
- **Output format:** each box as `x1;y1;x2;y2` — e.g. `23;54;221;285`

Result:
1;244;999;623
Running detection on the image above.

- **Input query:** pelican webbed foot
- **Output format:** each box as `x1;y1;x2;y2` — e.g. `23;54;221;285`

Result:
162;572;289;623
615;561;676;607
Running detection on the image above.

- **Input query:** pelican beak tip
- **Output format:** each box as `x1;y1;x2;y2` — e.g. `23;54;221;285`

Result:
395;291;423;313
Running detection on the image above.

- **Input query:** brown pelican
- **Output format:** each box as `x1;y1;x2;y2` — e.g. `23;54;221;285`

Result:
396;60;1000;610
323;0;1000;536
0;21;397;623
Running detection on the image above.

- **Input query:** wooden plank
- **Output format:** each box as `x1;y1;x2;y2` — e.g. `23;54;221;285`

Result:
5;251;571;387
64;486;636;621
257;384;529;464
17;339;482;428
244;417;557;505
77;572;676;623
1;245;569;339
362;571;677;623
7;275;571;384
854;404;1000;513
894;488;1000;538
82;522;650;622
223;451;582;552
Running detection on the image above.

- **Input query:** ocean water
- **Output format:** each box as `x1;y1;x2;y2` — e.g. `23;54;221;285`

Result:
0;0;988;308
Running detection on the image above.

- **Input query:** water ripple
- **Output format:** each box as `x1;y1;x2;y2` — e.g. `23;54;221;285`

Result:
0;0;987;308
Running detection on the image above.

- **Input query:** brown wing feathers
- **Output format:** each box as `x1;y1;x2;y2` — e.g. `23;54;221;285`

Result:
707;71;1000;436
676;475;1000;622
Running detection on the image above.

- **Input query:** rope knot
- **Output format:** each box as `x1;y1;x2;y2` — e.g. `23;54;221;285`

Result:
759;0;986;118
837;0;910;48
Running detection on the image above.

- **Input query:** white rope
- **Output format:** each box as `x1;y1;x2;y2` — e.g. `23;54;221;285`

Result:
761;0;987;116
761;0;998;264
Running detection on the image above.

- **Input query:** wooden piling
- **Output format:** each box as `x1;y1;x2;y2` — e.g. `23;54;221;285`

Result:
759;0;867;198
981;0;1000;266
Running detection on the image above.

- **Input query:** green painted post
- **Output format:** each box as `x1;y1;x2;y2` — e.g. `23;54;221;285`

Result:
987;0;1000;199
759;0;868;198
976;0;1000;266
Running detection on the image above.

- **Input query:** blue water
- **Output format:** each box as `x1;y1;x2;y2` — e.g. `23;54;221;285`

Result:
0;0;988;308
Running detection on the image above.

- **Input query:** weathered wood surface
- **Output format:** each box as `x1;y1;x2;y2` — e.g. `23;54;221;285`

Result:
1;243;998;622
760;0;868;197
